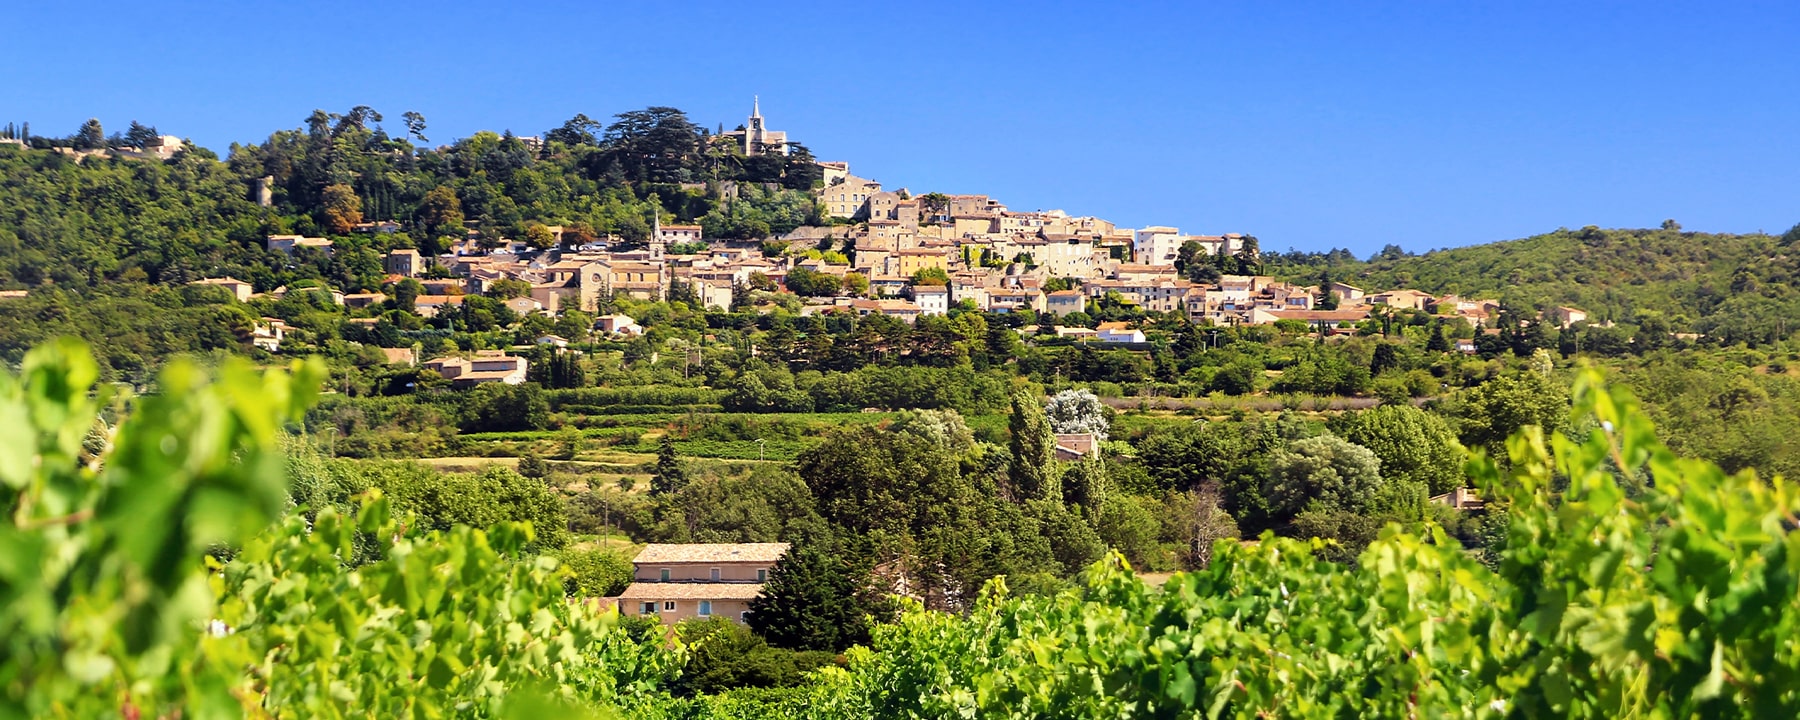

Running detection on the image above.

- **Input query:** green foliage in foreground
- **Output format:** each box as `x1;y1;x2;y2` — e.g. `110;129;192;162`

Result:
215;496;681;718
793;371;1800;718
0;340;684;718
7;338;1800;718
0;339;324;717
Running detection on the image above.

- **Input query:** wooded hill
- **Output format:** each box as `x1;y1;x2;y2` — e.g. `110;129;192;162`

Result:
1279;224;1800;346
0;106;824;293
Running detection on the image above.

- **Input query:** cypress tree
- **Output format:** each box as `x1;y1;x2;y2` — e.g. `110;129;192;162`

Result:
1427;323;1451;353
1008;388;1060;502
650;435;687;496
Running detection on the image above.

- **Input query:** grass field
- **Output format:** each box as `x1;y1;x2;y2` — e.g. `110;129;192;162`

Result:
569;533;641;558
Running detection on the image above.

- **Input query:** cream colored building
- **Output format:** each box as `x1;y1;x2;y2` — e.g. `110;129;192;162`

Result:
423;351;528;386
385;249;423;277
1034;234;1106;278
821;175;882;219
866;191;905;222
190;277;253;302
613;543;789;626
1132;226;1182;266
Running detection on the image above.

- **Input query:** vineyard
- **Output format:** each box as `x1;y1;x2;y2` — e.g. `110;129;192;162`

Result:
4;339;1800;717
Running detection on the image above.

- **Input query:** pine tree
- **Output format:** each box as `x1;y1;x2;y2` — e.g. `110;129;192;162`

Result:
1371;343;1399;375
747;545;872;651
1427;323;1451;352
74;118;105;150
125;120;159;149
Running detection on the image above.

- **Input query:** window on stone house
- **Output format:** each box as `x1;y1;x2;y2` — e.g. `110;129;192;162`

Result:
660;568;670;581
664;601;676;611
698;601;713;616
710;568;721;581
641;602;657;614
756;568;768;582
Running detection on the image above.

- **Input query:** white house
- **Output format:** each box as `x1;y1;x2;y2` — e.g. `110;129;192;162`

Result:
1132;226;1183;266
252;318;286;352
596;314;643;337
1095;321;1146;343
911;285;949;315
266;234;334;256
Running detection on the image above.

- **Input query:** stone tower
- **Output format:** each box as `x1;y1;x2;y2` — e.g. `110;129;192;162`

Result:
649;207;666;261
744;96;764;155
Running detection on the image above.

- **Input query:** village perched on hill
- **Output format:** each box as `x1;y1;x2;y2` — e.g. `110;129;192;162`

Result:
154;101;1596;384
11;0;1800;710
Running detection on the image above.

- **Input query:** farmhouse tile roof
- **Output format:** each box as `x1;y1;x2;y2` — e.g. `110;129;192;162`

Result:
615;583;767;601
632;543;790;565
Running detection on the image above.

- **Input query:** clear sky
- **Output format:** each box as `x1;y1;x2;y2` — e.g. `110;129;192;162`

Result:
3;1;1795;256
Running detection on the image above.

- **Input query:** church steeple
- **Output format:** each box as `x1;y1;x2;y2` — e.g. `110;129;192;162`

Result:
745;96;764;154
650;205;666;260
741;95;787;156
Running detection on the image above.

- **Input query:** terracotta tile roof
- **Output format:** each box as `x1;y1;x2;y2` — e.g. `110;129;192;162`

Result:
633;543;790;565
615;582;767;600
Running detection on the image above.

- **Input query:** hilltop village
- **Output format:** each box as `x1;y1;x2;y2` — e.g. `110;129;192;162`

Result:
161;102;1580;381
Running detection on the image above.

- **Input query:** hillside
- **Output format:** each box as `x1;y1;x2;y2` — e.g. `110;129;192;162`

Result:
1283;225;1800;345
0;105;823;292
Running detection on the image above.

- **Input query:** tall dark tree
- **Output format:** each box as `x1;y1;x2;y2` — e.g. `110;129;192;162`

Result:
1008;388;1060;502
546;114;601;147
779;143;824;190
651;434;688;496
1175;240;1201;274
74;118;105;150
1370;343;1399;375
1233;235;1262;275
1427;323;1451;352
747;545;875;651
596;107;701;184
124;121;159;149
530;348;586;389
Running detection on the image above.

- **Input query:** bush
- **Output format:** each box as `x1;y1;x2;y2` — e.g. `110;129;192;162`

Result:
557;546;635;597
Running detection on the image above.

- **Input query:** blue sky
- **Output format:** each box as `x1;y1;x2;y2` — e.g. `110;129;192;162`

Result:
3;1;1795;256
